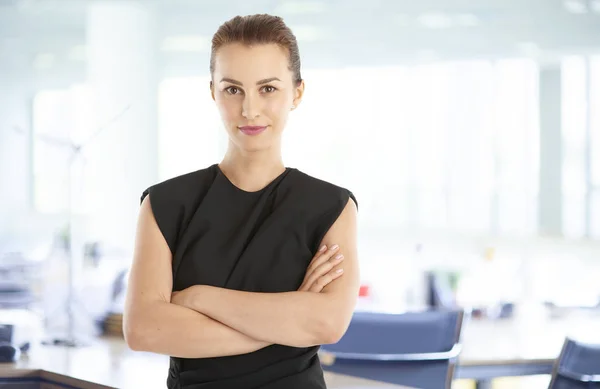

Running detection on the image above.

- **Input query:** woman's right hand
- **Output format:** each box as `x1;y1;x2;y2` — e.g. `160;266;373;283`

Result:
298;244;345;293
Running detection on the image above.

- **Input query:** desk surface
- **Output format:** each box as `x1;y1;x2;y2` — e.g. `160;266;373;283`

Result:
0;337;413;389
452;309;600;383
459;310;600;366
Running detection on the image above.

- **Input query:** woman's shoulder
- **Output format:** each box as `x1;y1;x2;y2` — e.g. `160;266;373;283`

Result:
289;169;346;192
141;164;218;204
287;169;358;210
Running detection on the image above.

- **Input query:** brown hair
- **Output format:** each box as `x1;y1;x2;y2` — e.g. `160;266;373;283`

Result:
210;14;302;85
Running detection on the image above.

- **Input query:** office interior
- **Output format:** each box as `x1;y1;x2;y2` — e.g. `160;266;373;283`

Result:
1;1;600;388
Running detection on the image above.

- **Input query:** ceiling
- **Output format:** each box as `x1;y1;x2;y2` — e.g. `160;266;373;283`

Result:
1;0;600;78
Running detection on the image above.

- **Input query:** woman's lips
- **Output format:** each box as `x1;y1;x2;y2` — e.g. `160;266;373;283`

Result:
239;126;267;136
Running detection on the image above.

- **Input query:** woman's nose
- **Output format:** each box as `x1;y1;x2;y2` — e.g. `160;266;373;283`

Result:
241;95;260;119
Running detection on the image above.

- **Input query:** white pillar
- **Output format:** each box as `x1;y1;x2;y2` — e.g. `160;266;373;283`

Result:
538;64;563;236
84;1;158;253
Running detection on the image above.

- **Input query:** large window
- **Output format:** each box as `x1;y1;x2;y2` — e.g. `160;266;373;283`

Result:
32;89;71;214
562;55;600;239
494;59;540;236
157;59;540;239
32;85;92;215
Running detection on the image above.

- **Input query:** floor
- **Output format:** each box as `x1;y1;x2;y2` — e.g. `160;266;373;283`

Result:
453;376;551;388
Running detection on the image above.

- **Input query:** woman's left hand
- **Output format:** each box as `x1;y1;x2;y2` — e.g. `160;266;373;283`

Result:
298;244;345;293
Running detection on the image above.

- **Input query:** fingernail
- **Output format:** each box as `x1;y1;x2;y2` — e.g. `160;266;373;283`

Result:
335;254;344;261
331;244;339;250
319;245;327;252
336;269;344;274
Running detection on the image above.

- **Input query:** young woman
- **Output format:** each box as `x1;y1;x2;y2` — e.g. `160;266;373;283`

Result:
123;14;360;389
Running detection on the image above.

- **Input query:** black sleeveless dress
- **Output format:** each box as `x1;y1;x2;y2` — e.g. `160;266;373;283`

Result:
140;164;357;389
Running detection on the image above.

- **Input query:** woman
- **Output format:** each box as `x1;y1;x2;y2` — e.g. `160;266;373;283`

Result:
123;14;359;389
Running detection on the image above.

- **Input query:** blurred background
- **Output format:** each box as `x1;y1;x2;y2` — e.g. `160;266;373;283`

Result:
1;0;600;388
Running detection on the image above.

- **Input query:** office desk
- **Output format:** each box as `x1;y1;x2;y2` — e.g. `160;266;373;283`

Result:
456;310;600;389
0;337;414;389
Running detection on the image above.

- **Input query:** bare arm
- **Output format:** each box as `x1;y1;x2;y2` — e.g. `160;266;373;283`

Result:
181;198;360;348
122;196;269;358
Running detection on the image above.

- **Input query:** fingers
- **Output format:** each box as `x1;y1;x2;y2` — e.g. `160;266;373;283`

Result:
304;245;329;277
304;244;340;281
302;253;344;290
308;268;344;293
299;247;345;292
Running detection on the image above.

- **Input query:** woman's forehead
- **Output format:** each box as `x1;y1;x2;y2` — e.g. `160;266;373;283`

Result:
214;43;291;81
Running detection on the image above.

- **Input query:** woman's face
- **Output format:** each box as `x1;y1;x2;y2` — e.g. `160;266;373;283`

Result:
211;43;304;153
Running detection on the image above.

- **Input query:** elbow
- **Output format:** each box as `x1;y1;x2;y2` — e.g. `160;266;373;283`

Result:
321;326;347;345
311;295;355;345
124;328;144;352
296;315;345;347
123;313;150;352
317;316;350;345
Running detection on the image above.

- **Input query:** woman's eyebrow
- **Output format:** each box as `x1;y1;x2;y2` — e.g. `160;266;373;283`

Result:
220;77;281;86
256;77;281;85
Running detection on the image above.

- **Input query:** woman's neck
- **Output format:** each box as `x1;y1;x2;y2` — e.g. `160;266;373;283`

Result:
219;146;286;192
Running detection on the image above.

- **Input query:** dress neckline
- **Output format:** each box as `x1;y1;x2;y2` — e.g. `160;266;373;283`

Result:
214;164;291;194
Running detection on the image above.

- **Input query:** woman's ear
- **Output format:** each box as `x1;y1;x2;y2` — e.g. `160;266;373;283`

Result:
292;79;305;109
210;81;215;101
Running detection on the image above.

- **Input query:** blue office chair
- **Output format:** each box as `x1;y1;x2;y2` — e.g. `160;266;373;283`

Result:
548;338;600;389
319;310;464;389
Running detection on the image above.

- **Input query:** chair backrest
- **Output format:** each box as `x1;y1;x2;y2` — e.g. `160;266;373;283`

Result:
548;338;600;389
320;309;464;389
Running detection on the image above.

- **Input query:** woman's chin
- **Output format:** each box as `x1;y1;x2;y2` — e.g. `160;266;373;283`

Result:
232;131;279;152
236;138;274;153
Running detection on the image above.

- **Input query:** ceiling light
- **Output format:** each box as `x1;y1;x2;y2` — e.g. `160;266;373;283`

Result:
564;0;587;14
161;35;209;53
417;13;453;29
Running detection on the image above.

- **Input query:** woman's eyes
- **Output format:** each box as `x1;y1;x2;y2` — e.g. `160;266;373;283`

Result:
224;85;277;95
261;85;277;93
225;86;241;95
